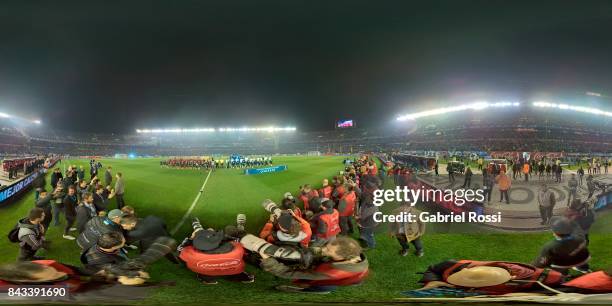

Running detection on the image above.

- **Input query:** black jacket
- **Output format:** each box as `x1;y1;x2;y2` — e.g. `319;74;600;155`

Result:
92;192;109;212
81;245;138;277
63;194;78;217
76;203;98;233
50;172;63;188
533;234;590;269
76;216;123;250
35;194;53;210
127;216;168;245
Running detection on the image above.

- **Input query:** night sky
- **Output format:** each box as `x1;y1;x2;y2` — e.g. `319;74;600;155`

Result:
1;1;612;133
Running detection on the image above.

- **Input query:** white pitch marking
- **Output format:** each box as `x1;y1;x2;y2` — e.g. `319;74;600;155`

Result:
171;170;212;235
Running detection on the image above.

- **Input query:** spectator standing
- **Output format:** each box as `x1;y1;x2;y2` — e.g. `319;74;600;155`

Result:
537;183;556;225
462;167;472;189
76;192;98;233
50;168;63;189
577;166;585;186
390;204;425;257
77;166;85;183
114;172;125;209
496;171;511;204
567;174;578;206
105;166;113;187
62;185;78;240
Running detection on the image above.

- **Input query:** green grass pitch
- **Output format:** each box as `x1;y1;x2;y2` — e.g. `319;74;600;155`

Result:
1;156;611;304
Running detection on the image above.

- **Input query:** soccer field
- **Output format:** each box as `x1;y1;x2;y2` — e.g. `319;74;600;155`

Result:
1;156;612;304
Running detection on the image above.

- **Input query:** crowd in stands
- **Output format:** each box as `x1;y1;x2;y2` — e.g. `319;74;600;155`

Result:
1;156;46;180
1;110;610;156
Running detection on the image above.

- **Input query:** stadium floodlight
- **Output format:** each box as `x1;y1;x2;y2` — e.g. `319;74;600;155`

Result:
396;101;520;121
33;119;42;124
532;101;612;117
136;126;296;133
0;112;11;118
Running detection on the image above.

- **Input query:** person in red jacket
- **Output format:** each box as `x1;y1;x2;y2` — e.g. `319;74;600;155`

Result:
319;179;333;199
298;184;319;212
337;184;358;235
259;210;312;247
259;236;368;294
311;200;341;242
331;176;346;204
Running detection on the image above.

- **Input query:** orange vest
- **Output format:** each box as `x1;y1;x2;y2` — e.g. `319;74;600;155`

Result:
299;190;318;211
179;242;245;276
339;191;357;217
563;271;612;292
318;209;341;239
320;186;333;199
333;185;346;201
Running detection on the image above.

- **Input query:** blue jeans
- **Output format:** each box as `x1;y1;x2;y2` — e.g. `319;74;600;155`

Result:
360;227;376;248
53;205;64;226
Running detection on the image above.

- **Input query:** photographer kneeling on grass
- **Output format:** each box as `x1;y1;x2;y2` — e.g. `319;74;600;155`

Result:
177;217;254;285
241;233;368;294
81;231;176;285
259;199;312;247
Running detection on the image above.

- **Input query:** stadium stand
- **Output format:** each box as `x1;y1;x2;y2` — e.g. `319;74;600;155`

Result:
1;109;610;156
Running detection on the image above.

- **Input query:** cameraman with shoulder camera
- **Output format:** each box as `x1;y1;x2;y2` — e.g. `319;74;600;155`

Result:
178;217;254;285
255;236;369;294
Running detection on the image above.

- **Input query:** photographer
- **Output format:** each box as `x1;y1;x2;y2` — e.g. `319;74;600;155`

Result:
81;232;176;285
319;179;333;199
256;236;369;294
282;192;302;217
35;188;64;230
298;184;319;213
14;208;47;261
260;210;312;248
127;214;179;263
310;200;341;242
77;209;137;251
338;181;359;235
178;218;253;285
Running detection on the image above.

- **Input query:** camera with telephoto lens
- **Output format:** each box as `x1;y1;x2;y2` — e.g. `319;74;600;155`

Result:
262;199;282;218
236;213;246;230
192;217;204;232
240;234;313;269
